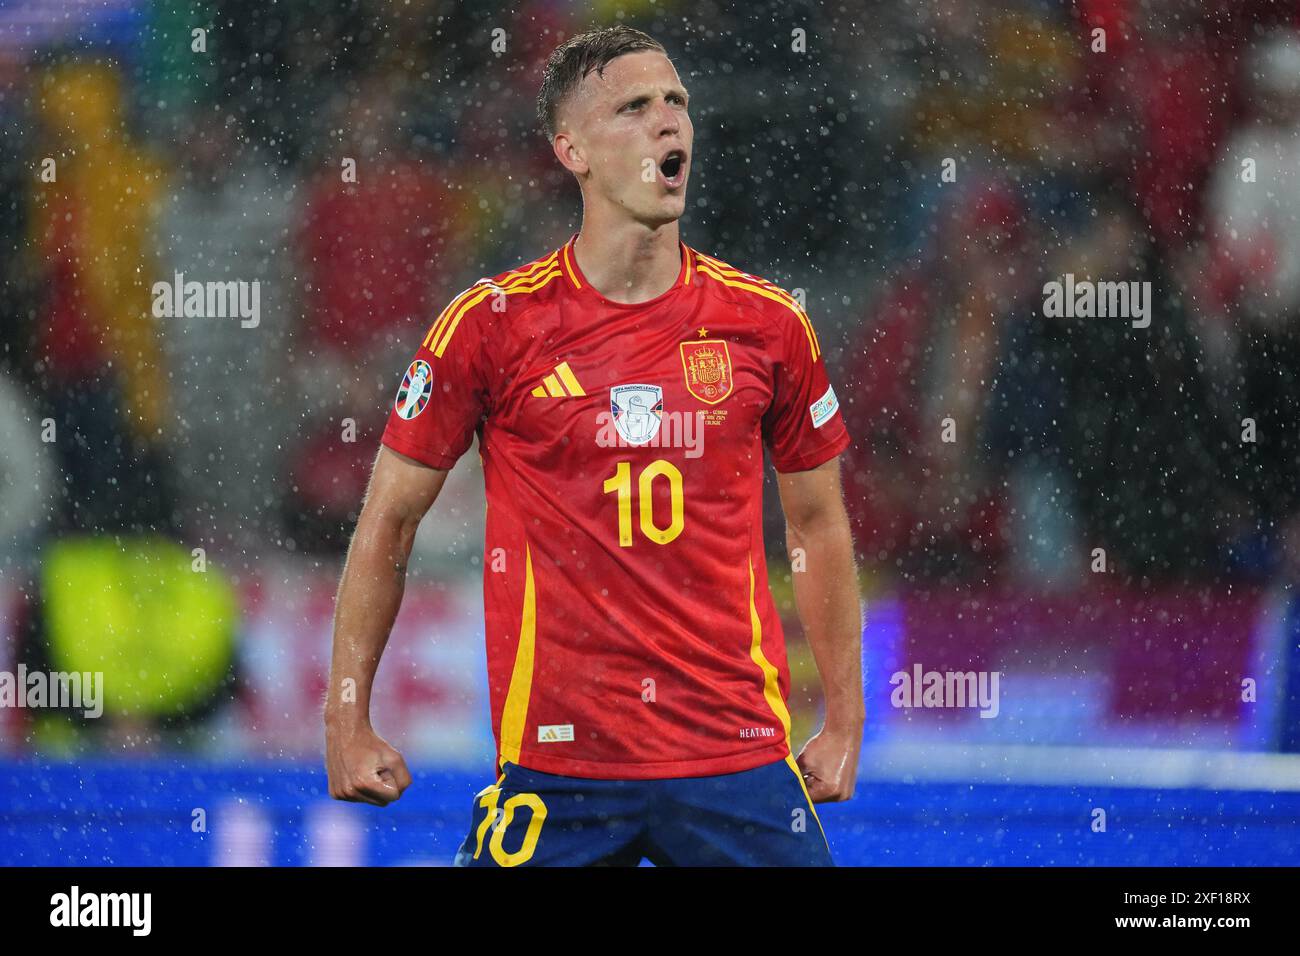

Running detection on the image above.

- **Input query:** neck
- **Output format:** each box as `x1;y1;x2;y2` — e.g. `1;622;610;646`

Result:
572;210;681;304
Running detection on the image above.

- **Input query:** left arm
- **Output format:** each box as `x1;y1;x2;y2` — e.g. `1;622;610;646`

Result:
776;454;864;802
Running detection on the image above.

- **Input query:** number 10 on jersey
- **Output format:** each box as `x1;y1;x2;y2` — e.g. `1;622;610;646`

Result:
602;460;684;546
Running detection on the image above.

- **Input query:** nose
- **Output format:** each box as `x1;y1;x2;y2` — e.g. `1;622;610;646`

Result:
654;98;679;136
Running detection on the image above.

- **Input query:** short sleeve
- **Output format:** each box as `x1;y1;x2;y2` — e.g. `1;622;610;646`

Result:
381;284;493;470
761;302;850;472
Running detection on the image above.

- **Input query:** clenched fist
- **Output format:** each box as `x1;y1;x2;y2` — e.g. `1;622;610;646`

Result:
325;722;412;807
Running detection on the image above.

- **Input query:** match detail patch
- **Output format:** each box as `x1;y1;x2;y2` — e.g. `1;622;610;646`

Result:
809;384;839;428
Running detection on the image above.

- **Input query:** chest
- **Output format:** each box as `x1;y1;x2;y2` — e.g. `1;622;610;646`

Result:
486;295;774;467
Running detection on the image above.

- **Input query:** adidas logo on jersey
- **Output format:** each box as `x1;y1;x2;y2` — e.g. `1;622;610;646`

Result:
537;724;575;743
530;362;586;398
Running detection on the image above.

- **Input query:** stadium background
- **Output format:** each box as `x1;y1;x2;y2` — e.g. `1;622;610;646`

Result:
2;0;1300;865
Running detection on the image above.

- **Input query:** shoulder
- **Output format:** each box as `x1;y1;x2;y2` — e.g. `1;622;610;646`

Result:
422;246;566;357
690;248;823;361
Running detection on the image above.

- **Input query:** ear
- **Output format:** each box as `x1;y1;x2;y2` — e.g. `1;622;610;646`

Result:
552;130;589;177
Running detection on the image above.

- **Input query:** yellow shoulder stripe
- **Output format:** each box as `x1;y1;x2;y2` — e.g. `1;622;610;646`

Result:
422;284;481;349
561;241;581;289
422;265;562;356
696;260;820;360
695;254;818;332
501;250;560;284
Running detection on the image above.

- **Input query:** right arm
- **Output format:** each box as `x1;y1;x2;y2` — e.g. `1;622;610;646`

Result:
324;445;448;805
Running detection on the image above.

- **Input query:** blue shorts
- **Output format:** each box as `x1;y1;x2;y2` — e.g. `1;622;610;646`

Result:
452;755;833;867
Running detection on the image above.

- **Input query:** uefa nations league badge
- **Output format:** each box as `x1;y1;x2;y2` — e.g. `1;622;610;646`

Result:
610;384;664;445
396;359;433;420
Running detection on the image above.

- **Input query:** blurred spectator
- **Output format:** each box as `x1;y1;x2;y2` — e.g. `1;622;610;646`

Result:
0;375;54;574
285;70;471;553
28;60;177;534
1203;30;1300;328
997;193;1228;582
1197;30;1300;580
154;115;297;558
1073;0;1239;248
842;180;1037;583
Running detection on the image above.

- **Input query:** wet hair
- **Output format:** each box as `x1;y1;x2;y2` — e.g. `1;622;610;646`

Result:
536;26;668;142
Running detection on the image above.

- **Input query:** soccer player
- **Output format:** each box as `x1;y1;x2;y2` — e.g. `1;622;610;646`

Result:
324;25;863;866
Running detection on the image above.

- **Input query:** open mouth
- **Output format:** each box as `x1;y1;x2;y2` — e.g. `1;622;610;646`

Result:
658;150;687;188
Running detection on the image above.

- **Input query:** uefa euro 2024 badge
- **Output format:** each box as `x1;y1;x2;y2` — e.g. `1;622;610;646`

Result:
396;359;433;420
610;384;664;445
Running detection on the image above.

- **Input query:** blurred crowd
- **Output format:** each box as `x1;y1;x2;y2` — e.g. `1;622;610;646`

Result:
1;0;1299;596
841;0;1300;588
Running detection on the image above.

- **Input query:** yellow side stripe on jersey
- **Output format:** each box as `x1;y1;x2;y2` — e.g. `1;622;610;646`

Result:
696;262;820;360
431;268;562;357
695;253;822;357
747;553;828;846
784;751;831;850
746;553;792;744
421;252;561;351
498;541;537;769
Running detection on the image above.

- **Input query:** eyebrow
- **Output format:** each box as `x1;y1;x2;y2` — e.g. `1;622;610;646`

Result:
618;86;690;108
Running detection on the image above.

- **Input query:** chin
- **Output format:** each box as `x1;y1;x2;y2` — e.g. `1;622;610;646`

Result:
642;196;687;227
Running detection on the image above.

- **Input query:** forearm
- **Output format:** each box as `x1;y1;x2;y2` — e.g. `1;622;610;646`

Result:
324;510;418;730
787;505;864;729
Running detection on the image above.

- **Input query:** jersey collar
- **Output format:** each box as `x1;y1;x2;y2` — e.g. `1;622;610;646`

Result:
560;233;694;308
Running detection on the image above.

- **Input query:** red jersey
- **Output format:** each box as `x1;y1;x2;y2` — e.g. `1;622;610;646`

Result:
381;234;850;779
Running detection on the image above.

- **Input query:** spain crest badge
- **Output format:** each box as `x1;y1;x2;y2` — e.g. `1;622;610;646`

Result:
679;340;733;405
